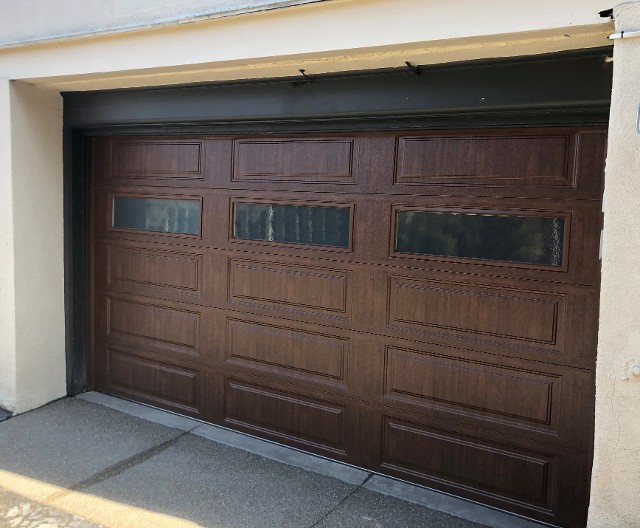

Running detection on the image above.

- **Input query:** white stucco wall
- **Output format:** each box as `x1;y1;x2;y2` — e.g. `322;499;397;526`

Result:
589;3;640;527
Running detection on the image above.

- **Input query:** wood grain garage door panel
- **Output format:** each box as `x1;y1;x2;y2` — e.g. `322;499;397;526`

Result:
112;140;203;179
388;276;561;344
396;133;570;186
224;379;346;454
103;347;200;414
376;130;604;200
384;346;554;425
382;417;553;509
104;296;201;357
377;269;596;368
226;318;348;386
233;138;355;183
90;128;605;527
94;241;213;304
376;339;592;450
106;244;202;295
228;258;350;318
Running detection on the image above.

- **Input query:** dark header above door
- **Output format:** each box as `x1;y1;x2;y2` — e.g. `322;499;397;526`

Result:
64;47;613;133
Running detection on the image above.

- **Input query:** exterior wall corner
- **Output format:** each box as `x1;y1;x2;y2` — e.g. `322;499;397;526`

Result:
8;81;66;414
0;78;17;413
589;2;640;527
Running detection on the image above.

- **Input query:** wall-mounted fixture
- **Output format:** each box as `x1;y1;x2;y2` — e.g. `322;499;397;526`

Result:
609;29;640;40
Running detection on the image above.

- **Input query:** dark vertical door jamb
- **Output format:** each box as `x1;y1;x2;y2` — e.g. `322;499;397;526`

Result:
64;127;89;394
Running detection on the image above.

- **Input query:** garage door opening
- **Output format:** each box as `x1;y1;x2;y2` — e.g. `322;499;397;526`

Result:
87;128;605;526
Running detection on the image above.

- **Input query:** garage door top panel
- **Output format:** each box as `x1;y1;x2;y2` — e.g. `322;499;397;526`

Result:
90;128;606;201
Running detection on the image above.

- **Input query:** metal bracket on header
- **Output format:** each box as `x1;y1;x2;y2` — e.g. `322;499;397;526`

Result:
292;69;316;87
404;61;423;76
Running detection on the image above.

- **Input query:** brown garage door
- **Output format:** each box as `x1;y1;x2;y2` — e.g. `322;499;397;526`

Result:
89;128;605;527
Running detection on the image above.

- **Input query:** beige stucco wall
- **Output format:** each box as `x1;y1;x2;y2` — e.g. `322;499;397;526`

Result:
0;0;611;416
0;0;638;525
0;82;65;414
0;0;611;91
0;0;328;47
589;3;640;527
0;79;17;411
1;0;608;415
9;83;65;414
0;0;615;414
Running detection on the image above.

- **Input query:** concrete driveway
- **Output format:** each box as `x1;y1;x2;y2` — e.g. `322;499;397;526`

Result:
0;393;542;528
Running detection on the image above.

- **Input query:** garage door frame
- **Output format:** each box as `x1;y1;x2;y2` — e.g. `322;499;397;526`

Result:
64;47;613;394
62;49;612;527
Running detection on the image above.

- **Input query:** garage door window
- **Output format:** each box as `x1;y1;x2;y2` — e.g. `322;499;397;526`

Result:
394;209;565;266
112;196;201;235
233;201;351;248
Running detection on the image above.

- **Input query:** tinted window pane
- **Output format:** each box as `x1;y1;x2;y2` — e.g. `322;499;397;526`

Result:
395;210;565;266
234;202;350;248
112;196;201;235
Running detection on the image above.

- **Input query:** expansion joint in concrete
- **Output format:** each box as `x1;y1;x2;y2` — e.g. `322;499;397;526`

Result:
45;431;190;502
309;472;375;528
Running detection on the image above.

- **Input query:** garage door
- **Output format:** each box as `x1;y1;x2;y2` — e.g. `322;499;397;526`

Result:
89;128;605;527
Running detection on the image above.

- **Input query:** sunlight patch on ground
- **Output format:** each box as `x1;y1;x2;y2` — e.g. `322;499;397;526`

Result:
0;470;202;528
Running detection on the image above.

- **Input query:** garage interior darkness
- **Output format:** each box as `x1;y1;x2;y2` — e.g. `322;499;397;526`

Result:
64;48;612;528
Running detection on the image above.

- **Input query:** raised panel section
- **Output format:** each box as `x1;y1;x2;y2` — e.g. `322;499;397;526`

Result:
106;245;202;296
382;417;553;509
396;134;570;186
224;380;346;453
104;348;199;413
228;259;349;318
385;346;554;426
388;277;561;345
112;141;203;179
106;297;200;356
233;138;354;183
226;318;348;385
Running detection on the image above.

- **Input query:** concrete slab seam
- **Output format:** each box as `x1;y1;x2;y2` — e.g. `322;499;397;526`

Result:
44;431;190;503
309;473;374;528
77;392;370;486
